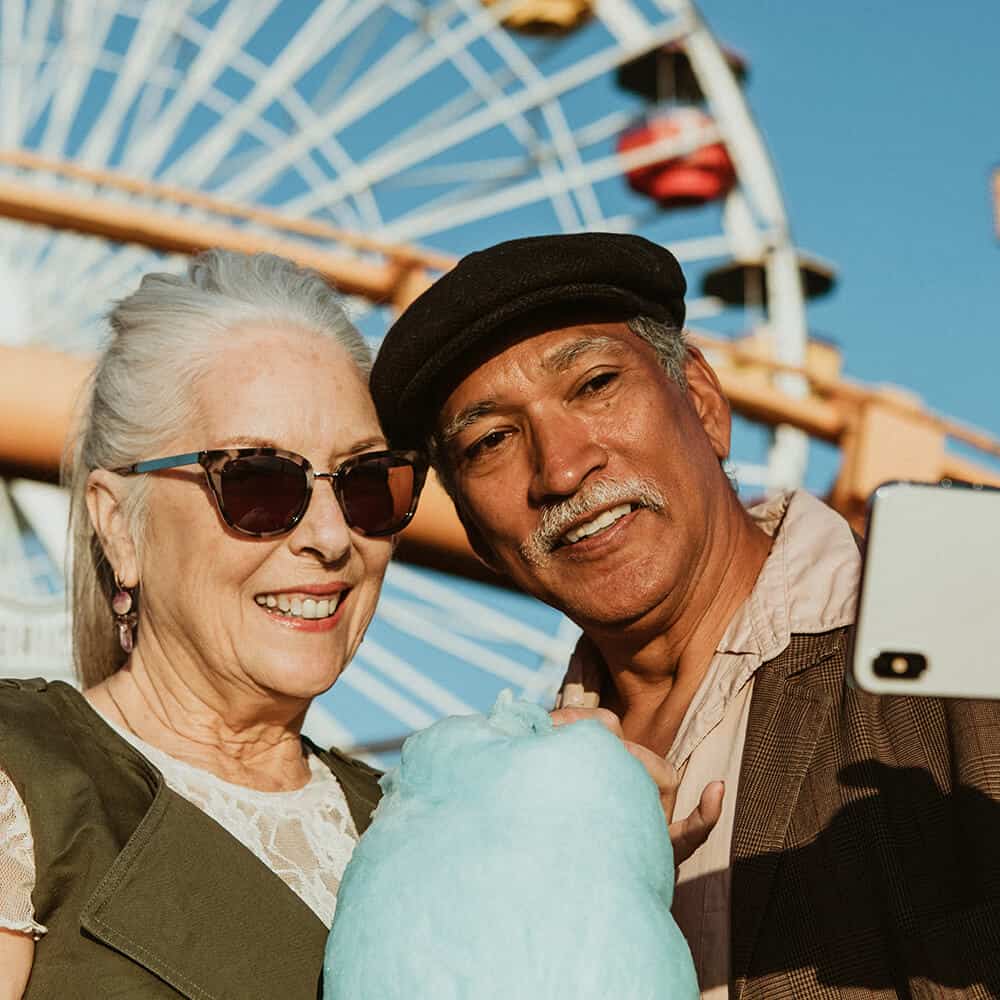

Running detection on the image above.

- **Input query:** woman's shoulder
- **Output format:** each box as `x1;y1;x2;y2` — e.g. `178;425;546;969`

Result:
0;677;78;732
308;741;383;835
0;677;153;790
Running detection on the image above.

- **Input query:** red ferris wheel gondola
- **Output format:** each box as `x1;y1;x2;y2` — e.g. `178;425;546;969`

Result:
617;109;737;208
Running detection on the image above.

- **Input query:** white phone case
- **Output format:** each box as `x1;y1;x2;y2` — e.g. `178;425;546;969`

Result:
851;480;1000;700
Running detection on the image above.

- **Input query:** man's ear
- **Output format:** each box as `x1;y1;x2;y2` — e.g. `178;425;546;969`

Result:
86;469;140;586
682;345;732;461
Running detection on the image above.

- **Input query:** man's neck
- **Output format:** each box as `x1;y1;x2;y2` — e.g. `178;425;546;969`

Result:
590;502;773;756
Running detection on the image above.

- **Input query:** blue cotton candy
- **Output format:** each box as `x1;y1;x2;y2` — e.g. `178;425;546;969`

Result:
324;690;698;999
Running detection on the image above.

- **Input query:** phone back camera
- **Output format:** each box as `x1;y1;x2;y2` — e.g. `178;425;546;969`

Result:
872;651;928;680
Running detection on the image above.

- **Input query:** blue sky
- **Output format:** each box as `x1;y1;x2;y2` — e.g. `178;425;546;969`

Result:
695;1;998;450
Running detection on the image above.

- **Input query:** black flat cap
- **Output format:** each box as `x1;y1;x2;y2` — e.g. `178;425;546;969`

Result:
371;233;686;449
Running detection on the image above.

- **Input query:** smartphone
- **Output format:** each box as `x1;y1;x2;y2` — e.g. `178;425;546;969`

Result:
850;480;1000;700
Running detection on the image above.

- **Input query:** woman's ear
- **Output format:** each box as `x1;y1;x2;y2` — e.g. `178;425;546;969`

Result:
86;469;140;586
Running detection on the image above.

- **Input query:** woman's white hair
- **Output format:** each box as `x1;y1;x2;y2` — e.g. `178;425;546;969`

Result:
65;250;370;688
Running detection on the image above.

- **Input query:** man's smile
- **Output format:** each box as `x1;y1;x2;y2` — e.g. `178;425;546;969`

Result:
560;502;634;545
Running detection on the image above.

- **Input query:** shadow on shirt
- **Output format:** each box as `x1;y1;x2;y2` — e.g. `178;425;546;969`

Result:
687;761;1000;993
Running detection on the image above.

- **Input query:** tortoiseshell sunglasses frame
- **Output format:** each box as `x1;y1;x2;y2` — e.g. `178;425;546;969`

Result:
113;447;428;538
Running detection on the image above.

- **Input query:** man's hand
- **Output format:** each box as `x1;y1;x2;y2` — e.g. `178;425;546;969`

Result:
550;707;724;868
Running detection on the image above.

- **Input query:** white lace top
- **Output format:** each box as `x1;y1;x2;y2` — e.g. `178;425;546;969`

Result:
0;712;362;940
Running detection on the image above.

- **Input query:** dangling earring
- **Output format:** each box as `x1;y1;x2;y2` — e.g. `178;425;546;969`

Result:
112;574;138;654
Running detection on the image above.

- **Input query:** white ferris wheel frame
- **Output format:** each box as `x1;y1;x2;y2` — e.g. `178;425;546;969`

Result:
0;0;814;755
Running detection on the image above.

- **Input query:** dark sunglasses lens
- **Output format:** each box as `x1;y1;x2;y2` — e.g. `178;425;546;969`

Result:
220;456;307;535
341;458;417;536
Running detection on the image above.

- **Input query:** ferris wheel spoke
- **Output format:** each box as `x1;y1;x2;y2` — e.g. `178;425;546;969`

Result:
20;4;117;157
32;235;149;338
12;7;177;282
386;564;572;661
596;0;668;45
338;663;439;732
301;702;358;755
279;18;690;221
377;597;541;690
163;2;379;226
31;244;161;346
358;637;477;717
117;1;280;179
0;0;26;145
75;1;191;167
281;47;527;219
159;0;365;188
379;61;519;159
165;0;387;198
209;0;550;205
309;4;394;116
236;66;383;230
463;0;602;229
380;122;720;243
383;158;533;187
13;187;154;307
424;10;585;231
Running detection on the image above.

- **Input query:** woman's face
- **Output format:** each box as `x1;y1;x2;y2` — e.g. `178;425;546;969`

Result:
135;326;392;706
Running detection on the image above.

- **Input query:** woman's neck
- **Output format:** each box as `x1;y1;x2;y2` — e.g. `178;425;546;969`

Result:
85;657;311;793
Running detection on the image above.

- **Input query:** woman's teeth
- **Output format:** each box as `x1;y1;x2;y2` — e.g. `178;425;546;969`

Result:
563;503;633;544
255;593;342;619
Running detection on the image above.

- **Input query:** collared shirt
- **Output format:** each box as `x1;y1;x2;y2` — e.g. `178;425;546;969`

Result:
557;490;862;997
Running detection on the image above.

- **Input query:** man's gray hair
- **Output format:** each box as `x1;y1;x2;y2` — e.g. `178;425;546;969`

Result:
65;249;370;688
625;315;688;389
429;315;688;501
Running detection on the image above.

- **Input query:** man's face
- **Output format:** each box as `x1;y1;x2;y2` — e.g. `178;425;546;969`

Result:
438;322;733;633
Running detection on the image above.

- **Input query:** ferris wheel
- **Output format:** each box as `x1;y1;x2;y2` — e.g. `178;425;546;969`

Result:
0;0;834;758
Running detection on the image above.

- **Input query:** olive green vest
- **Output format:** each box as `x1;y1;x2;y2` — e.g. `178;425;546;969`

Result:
0;678;382;999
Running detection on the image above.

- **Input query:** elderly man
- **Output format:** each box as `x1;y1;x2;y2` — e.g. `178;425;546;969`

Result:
371;234;1000;999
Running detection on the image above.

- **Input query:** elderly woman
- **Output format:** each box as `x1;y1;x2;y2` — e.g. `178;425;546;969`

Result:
0;251;426;999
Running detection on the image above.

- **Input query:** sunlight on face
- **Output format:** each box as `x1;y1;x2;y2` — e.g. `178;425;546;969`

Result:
441;323;729;632
137;325;393;704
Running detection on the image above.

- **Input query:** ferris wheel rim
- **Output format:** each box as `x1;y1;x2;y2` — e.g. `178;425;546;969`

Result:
1;0;816;494
0;0;827;748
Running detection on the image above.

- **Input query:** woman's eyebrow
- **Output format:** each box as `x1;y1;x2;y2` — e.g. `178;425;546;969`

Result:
214;437;388;459
345;437;387;456
219;436;279;449
540;336;626;375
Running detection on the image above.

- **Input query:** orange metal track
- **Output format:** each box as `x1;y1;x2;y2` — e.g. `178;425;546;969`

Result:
2;155;1000;575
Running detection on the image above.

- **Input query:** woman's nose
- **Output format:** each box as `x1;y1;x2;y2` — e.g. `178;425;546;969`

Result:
289;478;353;563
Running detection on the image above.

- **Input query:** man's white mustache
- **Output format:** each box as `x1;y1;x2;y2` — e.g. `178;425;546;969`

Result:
519;478;666;566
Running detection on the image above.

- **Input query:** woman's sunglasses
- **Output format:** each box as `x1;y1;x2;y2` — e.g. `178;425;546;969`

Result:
114;447;428;539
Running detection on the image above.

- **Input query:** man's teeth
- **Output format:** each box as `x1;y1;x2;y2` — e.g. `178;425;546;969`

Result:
563;503;633;544
254;593;343;619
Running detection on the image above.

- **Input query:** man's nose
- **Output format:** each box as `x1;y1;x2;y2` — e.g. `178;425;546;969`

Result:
528;411;608;503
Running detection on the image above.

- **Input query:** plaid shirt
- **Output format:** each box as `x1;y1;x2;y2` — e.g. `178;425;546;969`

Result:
732;627;1000;998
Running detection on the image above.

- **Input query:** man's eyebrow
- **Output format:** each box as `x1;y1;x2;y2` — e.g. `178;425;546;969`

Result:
540;336;626;375
440;401;498;444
